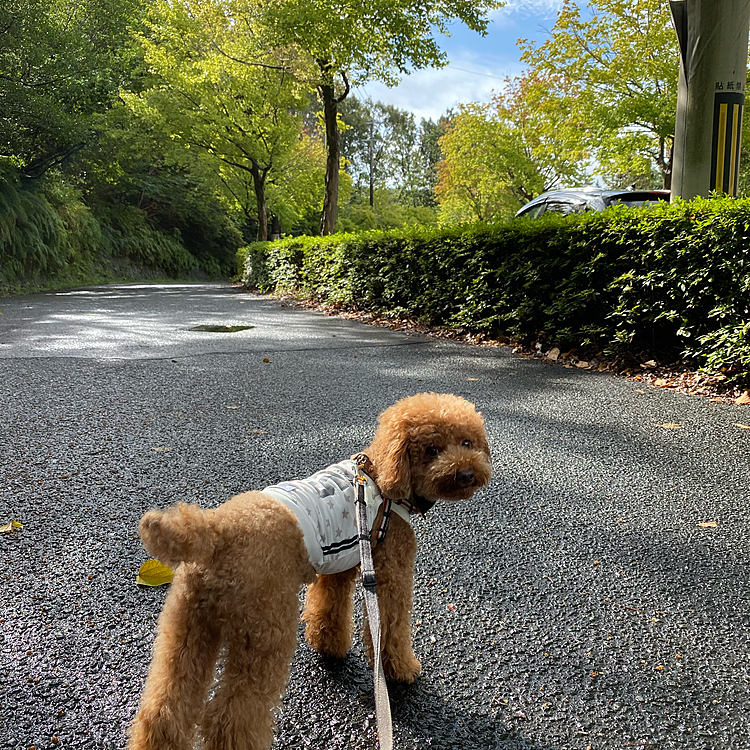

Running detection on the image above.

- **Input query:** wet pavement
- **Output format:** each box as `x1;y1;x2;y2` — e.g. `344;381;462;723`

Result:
1;282;749;749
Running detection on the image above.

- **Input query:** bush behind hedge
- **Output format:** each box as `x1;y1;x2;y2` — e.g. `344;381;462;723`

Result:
238;196;750;384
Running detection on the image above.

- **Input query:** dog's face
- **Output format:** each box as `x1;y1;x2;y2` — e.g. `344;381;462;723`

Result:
368;393;492;503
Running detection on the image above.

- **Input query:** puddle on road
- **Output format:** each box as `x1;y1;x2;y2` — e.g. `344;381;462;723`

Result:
189;324;255;333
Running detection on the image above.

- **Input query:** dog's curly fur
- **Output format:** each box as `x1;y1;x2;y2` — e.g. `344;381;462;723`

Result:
128;393;492;750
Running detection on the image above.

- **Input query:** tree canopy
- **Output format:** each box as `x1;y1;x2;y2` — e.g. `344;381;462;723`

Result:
125;0;322;239
244;0;504;232
520;0;678;189
436;72;588;223
0;0;139;177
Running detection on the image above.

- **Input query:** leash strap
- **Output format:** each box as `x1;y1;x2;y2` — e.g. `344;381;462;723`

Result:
355;469;394;750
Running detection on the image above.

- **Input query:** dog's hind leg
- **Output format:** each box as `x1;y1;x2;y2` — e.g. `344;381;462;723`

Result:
200;579;302;750
302;567;359;658
128;564;223;750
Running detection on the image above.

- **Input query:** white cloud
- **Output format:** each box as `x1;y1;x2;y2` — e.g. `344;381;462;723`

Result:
350;0;573;119
352;62;518;122
494;0;563;19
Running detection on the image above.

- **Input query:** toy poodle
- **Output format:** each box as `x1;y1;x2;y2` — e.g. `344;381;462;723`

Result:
128;392;492;750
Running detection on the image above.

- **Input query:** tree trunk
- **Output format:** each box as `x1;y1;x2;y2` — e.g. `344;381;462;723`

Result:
320;82;340;235
318;64;349;236
368;120;375;208
251;160;269;241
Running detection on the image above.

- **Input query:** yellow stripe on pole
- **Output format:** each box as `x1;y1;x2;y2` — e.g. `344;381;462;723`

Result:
716;103;728;192
729;103;740;195
737;105;745;193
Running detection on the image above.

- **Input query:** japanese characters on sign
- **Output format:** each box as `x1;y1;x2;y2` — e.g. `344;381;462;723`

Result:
716;81;745;91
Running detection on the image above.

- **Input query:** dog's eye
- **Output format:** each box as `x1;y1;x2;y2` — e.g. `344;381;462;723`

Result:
426;446;440;458
461;439;472;449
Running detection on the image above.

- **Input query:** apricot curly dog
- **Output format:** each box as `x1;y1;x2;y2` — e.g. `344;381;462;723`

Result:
128;392;492;750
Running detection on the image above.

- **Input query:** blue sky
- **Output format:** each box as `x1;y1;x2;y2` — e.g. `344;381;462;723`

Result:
352;0;568;122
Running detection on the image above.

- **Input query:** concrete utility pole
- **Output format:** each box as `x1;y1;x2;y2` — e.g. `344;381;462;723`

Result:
670;0;750;200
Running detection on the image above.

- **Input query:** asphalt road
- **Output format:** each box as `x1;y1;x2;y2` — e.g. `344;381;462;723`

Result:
1;282;749;750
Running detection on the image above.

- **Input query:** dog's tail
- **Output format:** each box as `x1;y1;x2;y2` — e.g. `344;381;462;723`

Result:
139;503;219;568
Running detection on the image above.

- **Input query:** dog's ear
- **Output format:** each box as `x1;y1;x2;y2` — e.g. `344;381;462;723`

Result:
377;436;412;500
366;428;412;501
479;433;491;460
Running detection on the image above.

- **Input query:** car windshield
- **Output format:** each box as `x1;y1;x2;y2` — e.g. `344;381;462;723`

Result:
545;200;586;216
606;193;668;208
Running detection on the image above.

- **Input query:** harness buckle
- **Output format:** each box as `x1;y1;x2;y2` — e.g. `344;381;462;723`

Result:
362;572;378;591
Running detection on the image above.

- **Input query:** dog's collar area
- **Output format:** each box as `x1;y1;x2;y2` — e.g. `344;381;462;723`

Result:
351;452;435;516
393;495;436;515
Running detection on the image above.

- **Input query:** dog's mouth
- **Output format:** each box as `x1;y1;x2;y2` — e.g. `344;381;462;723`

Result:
423;465;489;502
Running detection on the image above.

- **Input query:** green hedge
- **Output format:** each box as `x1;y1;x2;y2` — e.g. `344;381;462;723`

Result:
237;196;750;384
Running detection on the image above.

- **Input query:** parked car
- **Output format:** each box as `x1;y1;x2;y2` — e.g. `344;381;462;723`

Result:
515;187;670;218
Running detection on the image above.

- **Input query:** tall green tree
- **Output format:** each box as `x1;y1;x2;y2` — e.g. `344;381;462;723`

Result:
127;0;321;240
436;72;587;223
252;0;504;234
520;0;678;188
339;97;451;209
416;114;452;206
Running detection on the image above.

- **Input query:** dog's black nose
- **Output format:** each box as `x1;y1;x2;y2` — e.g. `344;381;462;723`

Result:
456;469;474;487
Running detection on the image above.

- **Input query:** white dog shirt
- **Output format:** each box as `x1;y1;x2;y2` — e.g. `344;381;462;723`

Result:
263;460;412;575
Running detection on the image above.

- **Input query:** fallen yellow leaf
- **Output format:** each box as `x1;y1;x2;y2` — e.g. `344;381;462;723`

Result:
656;423;682;429
736;391;750;405
467;377;479;381
735;423;750;430
136;559;174;586
698;521;718;528
0;520;23;533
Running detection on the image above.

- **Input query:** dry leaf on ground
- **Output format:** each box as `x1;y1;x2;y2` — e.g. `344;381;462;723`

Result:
0;520;23;533
656;423;682;429
654;378;675;387
698;521;718;528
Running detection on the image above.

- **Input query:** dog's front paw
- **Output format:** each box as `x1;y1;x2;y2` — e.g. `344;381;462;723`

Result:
383;652;422;684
